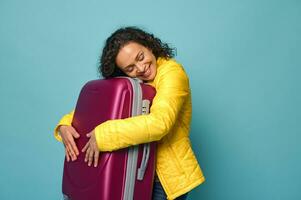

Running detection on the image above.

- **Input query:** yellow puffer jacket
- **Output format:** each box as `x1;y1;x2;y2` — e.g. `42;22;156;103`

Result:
54;57;205;199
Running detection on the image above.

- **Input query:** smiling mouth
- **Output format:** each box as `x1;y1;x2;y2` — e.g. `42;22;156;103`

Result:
143;65;151;78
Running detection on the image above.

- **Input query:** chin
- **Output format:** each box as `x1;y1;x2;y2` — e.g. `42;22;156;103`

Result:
146;74;155;81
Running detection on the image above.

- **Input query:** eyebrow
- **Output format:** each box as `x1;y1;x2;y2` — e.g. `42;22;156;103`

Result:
124;51;142;69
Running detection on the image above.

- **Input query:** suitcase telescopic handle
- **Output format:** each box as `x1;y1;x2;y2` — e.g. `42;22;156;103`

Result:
137;100;151;181
137;143;150;180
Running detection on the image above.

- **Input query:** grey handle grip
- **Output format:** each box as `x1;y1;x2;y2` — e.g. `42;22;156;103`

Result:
137;99;151;181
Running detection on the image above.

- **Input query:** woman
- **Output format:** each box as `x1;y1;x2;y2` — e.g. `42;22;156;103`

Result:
54;26;205;200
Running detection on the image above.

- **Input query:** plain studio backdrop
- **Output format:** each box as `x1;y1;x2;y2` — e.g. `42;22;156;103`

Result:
0;0;300;199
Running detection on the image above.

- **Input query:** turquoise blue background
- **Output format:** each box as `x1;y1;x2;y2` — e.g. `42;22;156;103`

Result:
0;0;300;199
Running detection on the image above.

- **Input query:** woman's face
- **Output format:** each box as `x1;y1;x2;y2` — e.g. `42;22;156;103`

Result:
115;42;157;81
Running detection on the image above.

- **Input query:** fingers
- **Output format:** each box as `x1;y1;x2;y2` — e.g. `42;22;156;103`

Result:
82;141;89;153
65;145;76;162
63;128;99;167
84;146;91;163
66;143;77;161
67;127;79;155
66;142;99;167
86;129;96;138
70;127;80;139
69;137;79;156
84;142;100;167
88;148;99;167
88;148;94;167
60;126;80;159
63;142;78;161
94;151;99;167
65;148;70;162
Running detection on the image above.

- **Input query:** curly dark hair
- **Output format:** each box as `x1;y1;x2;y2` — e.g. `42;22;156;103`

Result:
98;26;176;78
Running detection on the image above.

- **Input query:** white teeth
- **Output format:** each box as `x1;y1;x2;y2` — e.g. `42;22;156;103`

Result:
145;68;150;77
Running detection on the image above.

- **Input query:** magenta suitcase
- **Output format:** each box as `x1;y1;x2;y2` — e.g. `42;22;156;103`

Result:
62;77;156;200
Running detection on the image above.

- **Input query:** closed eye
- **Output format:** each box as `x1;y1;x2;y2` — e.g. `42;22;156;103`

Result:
139;52;144;61
126;66;134;72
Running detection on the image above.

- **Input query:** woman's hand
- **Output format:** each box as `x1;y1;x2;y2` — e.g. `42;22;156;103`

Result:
58;125;80;162
82;129;100;167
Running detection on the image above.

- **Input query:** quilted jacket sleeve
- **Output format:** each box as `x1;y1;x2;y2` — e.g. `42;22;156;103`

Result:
53;62;189;152
95;63;190;152
53;110;75;142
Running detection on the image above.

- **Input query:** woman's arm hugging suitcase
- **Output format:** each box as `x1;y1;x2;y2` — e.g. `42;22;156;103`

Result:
62;77;156;200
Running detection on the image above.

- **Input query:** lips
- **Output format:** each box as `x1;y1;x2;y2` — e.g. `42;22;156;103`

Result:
141;63;151;78
143;67;151;78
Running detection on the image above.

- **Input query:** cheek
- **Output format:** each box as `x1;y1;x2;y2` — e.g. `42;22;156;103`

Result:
126;71;136;78
145;53;155;62
152;66;156;75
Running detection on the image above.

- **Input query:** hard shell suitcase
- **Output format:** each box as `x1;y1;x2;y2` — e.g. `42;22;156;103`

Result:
62;77;156;200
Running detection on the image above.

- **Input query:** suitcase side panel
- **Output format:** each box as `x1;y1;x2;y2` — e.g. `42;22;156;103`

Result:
63;78;133;200
62;78;157;200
